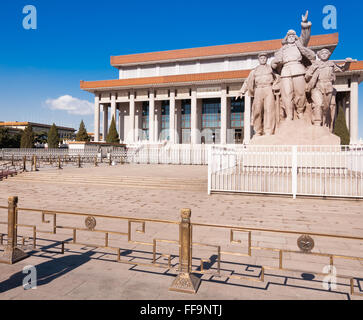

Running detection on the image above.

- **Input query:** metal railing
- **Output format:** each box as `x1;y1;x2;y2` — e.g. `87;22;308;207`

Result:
0;197;362;296
208;145;363;199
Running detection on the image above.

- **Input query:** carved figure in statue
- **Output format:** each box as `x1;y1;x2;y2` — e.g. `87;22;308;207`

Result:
271;11;316;121
237;52;277;136
305;48;352;131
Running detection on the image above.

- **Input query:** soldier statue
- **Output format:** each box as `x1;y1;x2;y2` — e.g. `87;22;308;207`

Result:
271;11;316;121
305;48;352;131
237;52;277;136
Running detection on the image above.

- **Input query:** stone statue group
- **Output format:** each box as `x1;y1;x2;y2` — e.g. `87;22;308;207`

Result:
237;11;352;137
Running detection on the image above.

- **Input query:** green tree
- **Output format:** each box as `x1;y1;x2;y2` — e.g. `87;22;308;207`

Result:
76;120;90;142
0;127;11;148
106;116;119;143
20;125;35;148
8;133;21;148
333;105;350;145
47;123;60;148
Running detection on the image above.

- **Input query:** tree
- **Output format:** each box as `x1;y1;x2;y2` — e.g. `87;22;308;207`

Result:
76;120;90;142
20;125;35;148
0;128;11;148
106;116;119;143
47;123;59;148
333;105;350;145
8;133;21;148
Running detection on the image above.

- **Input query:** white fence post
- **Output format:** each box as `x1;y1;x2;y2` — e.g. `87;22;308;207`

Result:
208;146;212;195
291;146;297;199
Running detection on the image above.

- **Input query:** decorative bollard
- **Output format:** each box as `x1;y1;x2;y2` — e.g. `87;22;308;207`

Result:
169;208;201;294
34;155;38;171
22;156;27;172
11;155;14;166
94;156;98;167
58;156;62;170
0;197;27;264
32;155;39;172
109;155;112;166
78;155;81;168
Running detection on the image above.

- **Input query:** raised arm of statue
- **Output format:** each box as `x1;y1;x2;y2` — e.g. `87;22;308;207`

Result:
335;58;353;72
300;10;312;47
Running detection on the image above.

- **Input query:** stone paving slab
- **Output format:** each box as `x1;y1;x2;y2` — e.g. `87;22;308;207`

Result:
0;164;362;300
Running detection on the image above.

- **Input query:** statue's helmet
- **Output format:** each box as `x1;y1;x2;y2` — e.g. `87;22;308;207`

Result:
317;48;332;58
282;29;299;44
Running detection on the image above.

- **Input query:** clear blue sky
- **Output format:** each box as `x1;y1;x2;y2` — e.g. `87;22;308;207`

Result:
0;0;362;138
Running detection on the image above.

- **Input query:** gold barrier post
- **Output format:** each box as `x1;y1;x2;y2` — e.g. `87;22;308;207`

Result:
169;208;201;294
94;156;98;167
34;155;38;171
78;155;81;168
11;155;14;166
58;156;62;170
109;155;112;166
0;197;27;264
22;156;27;172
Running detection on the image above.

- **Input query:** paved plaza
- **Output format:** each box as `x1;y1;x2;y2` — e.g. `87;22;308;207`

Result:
0;164;362;300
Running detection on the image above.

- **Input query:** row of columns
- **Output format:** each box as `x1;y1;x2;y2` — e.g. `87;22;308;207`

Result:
94;88;252;144
94;77;358;144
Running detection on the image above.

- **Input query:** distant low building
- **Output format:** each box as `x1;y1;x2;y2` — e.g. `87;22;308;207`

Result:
0;122;76;140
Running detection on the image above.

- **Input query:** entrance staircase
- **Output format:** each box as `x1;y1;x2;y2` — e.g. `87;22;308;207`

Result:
9;170;207;192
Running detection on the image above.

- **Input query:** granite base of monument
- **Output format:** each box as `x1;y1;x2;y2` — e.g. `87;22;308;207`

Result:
250;118;340;145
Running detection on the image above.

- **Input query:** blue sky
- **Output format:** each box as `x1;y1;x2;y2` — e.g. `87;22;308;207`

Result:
0;0;362;138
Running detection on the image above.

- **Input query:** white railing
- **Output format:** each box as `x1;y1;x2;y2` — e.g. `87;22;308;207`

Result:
208;145;363;199
0;144;212;165
113;144;209;165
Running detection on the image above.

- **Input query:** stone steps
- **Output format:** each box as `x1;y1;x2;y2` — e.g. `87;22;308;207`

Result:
10;172;207;191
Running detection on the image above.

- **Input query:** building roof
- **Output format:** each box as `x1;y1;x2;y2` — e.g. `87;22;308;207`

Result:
110;33;339;67
81;61;363;91
0;122;75;131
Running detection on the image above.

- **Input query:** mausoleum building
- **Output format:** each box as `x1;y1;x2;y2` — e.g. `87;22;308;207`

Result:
80;33;363;144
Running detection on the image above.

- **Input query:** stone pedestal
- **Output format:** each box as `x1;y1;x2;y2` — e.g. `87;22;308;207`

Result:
250;118;340;145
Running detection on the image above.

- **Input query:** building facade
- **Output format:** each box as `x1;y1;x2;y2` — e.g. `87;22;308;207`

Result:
81;33;363;144
0;122;75;140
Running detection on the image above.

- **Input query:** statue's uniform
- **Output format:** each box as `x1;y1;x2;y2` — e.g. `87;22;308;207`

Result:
272;22;315;120
250;65;276;135
306;60;342;130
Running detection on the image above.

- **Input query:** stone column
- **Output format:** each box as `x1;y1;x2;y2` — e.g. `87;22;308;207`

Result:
111;92;117;133
244;95;251;144
102;104;108;142
191;87;198;144
149;91;155;142
94;95;100;142
155;101;161;142
175;99;182;144
129;91;135;143
350;76;359;144
169;90;176;144
118;105;124;142
220;85;227;144
226;97;232;144
343;94;350;132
